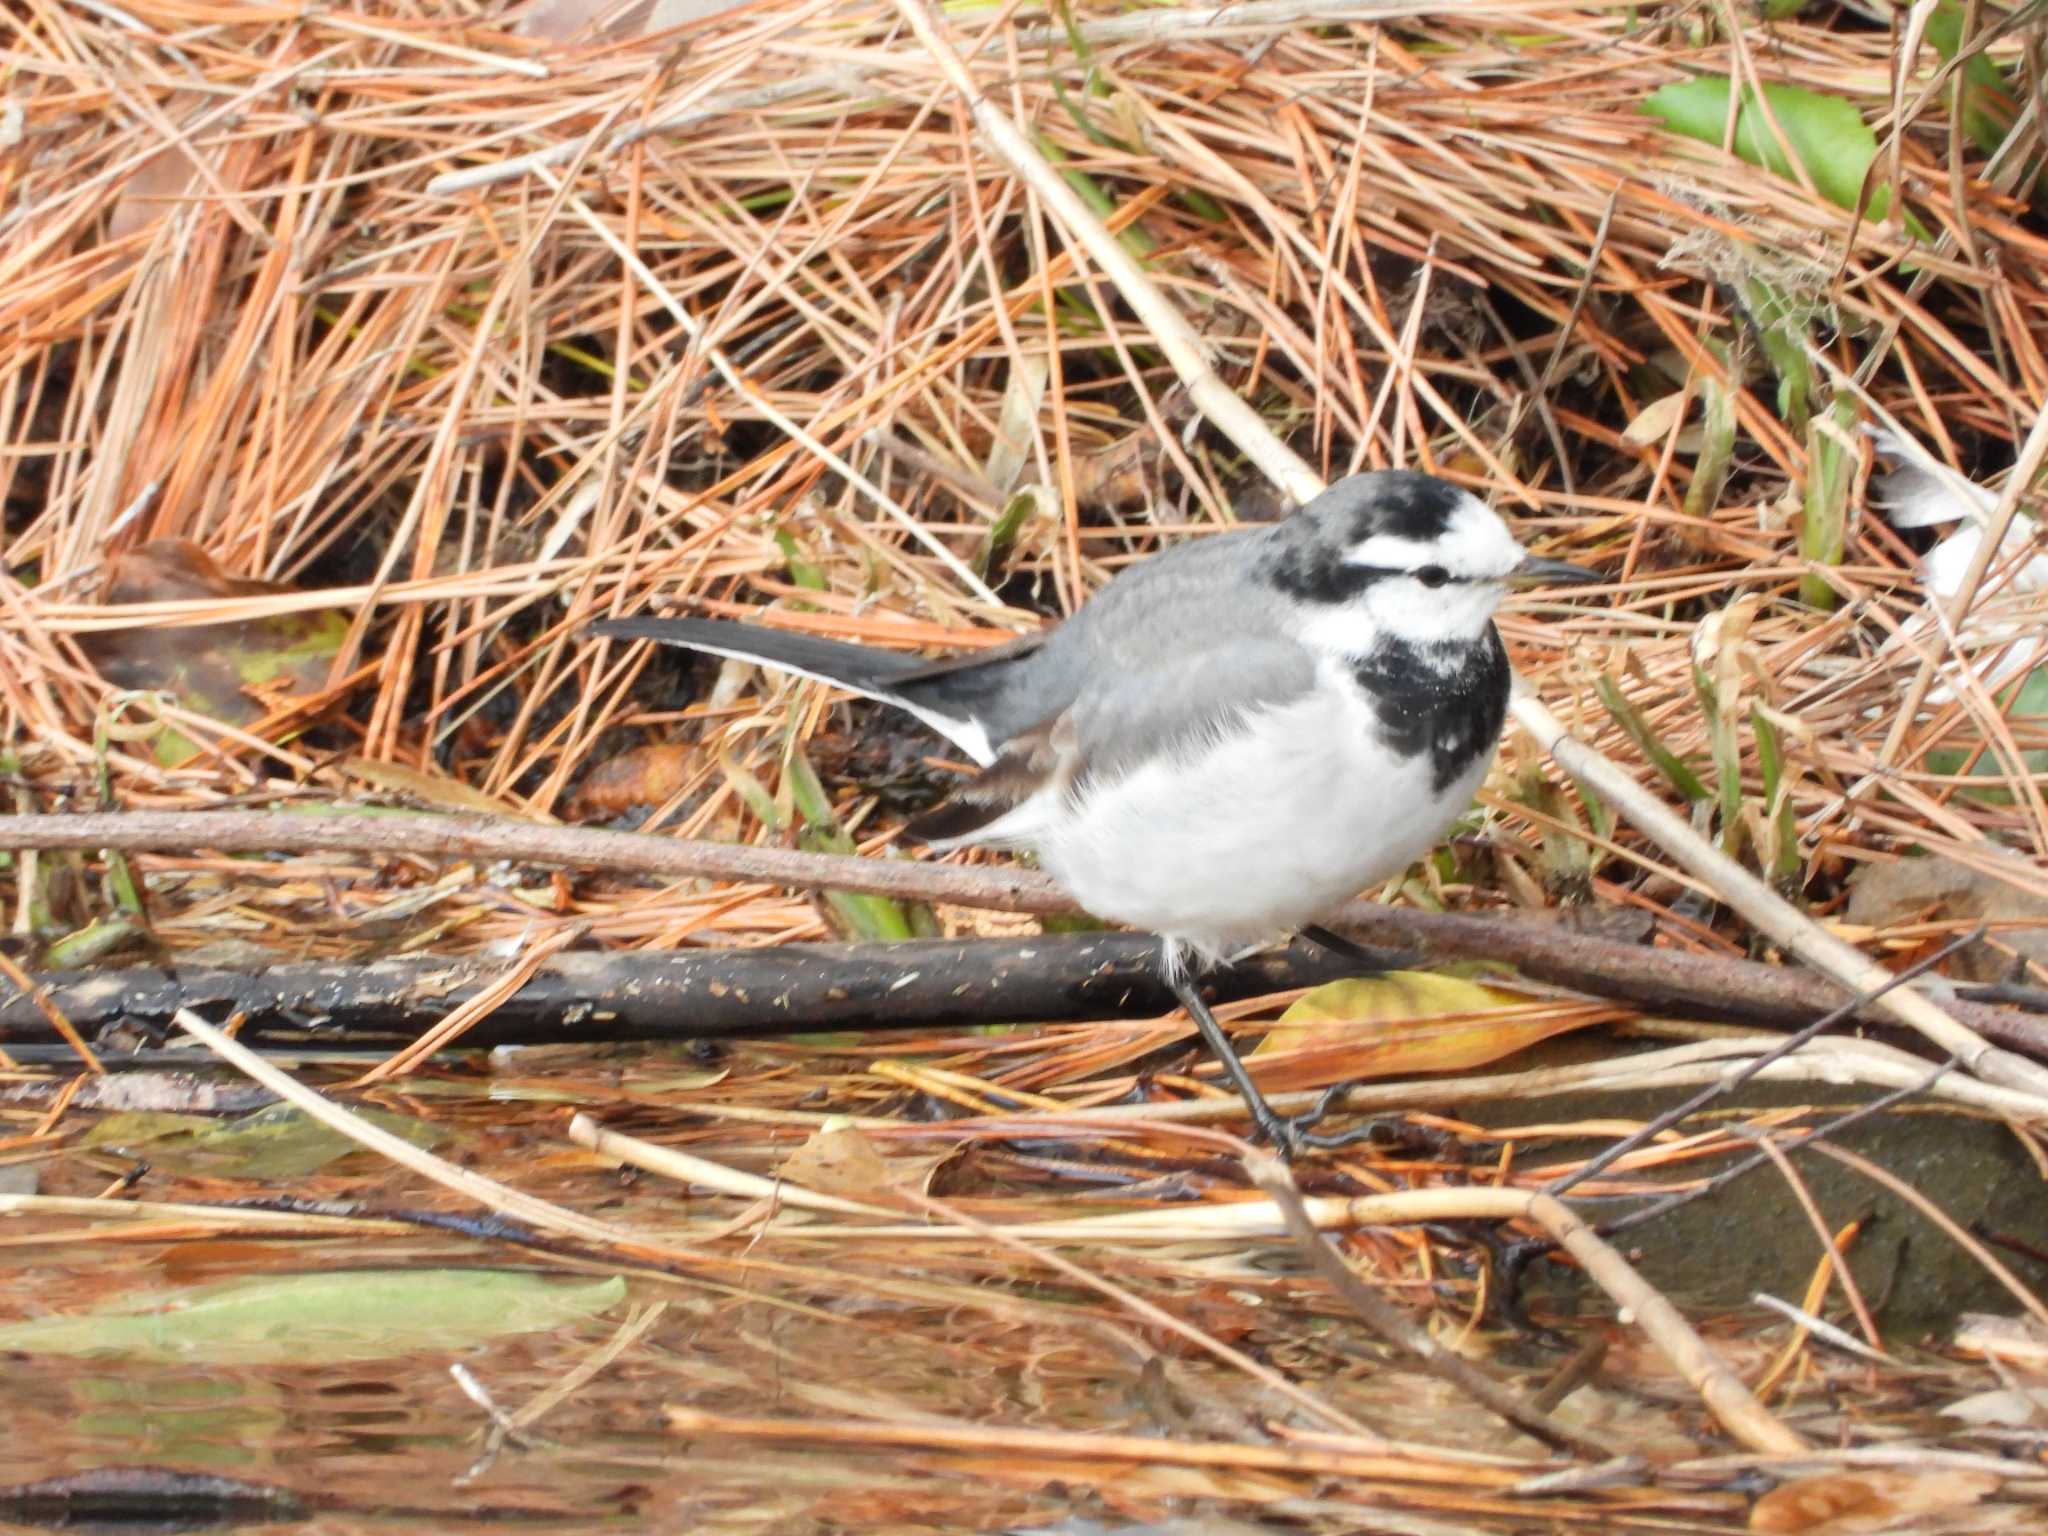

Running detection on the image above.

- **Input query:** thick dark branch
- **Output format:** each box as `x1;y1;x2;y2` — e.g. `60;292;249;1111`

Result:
2;929;2041;1055
0;936;1338;1051
1328;907;2048;1055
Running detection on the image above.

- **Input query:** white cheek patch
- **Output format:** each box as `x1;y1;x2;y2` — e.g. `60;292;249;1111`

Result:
1294;579;1502;654
1346;532;1440;571
1367;581;1504;655
1345;495;1524;580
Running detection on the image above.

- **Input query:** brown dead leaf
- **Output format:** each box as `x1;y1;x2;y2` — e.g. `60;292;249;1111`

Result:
107;95;207;246
101;540;285;605
777;1122;951;1208
1694;592;1771;713
154;1240;301;1285
984;357;1047;494
1846;854;2048;981
1749;1468;2001;1533
573;743;695;817
86;540;346;765
1069;435;1152;511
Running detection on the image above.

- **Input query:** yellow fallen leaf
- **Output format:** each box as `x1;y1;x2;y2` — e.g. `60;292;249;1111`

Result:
1246;971;1601;1091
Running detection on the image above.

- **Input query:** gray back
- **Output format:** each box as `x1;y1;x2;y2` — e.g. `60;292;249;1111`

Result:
903;471;1470;762
907;521;1304;760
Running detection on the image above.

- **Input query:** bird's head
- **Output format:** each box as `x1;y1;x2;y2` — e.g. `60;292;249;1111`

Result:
1260;470;1599;654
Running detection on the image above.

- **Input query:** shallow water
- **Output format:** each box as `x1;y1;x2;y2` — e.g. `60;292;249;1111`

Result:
3;1041;2031;1535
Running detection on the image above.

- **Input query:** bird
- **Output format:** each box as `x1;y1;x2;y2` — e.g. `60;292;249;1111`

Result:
592;470;1600;1153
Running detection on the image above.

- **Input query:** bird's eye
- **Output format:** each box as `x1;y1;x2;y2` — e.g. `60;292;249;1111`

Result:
1414;565;1451;588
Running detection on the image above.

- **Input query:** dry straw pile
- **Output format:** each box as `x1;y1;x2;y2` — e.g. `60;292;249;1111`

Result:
5;2;2044;964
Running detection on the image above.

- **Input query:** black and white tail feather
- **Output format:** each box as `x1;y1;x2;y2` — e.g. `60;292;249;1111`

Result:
588;615;1018;769
588;613;1070;846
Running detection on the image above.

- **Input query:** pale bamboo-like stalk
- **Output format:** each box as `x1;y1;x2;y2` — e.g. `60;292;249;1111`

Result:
170;1008;669;1252
1514;695;2048;1098
888;0;1323;509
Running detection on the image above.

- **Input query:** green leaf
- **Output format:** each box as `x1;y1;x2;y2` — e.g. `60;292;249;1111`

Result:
1755;705;1803;882
1040;910;1110;933
1034;133;1155;260
978;487;1044;581
2009;665;2048;717
1800;394;1859;608
79;1103;442;1178
77;1111;216;1150
0;1271;627;1364
1752;703;1785;804
1595;675;1711;802
180;1104;442;1179
1925;2;2022;158
1693;668;1745;855
1681;355;1738;518
1737;277;1816;433
40;916;146;969
1922;666;2048;802
785;745;918;941
985;359;1049;495
772;528;828;593
1644;76;1890;220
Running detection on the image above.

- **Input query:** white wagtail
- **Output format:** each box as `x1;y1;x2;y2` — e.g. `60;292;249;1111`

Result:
593;471;1599;1151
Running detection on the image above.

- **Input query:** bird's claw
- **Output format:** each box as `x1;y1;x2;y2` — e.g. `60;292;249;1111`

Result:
1253;1080;1383;1159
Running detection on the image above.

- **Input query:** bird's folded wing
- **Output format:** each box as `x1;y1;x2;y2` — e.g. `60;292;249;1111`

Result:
1066;636;1317;785
904;638;1316;845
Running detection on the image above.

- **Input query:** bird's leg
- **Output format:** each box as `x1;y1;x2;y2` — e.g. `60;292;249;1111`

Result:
1162;950;1303;1157
1270;925;1429;1150
1166;937;1421;1157
1280;1082;1407;1152
1167;968;1390;1157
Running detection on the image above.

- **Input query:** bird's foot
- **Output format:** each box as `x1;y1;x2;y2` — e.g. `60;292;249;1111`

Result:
1166;947;1383;1162
1253;1079;1388;1158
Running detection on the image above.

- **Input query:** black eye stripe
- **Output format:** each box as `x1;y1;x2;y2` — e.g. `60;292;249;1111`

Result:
1343;564;1462;586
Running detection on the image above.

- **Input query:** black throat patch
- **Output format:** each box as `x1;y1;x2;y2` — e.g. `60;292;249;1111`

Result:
1348;628;1511;793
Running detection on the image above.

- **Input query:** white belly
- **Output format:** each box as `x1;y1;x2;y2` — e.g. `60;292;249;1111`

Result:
1026;685;1490;963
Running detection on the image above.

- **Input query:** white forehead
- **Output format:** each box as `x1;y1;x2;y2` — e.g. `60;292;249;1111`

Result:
1345;493;1524;577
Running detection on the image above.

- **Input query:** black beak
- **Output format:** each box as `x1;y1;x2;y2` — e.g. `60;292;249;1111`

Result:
1507;554;1603;588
